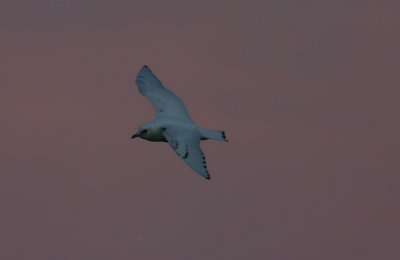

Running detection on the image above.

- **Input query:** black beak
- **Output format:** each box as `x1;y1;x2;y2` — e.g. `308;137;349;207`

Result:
131;133;139;139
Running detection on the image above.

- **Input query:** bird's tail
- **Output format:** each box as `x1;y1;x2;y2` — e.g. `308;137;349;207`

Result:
200;129;228;142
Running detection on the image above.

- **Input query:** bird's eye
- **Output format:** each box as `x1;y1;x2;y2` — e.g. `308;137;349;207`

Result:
141;129;148;134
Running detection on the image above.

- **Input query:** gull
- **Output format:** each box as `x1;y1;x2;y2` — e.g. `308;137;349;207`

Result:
131;65;228;180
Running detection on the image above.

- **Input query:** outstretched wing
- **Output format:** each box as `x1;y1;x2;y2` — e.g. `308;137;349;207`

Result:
163;127;210;179
135;65;192;121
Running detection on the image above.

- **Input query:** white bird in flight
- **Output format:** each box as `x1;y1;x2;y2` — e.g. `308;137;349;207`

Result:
131;65;228;180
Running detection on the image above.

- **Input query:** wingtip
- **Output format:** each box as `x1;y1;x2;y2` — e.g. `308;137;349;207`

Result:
222;131;229;142
140;65;155;75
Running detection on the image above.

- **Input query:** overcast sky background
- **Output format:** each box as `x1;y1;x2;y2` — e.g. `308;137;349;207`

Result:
1;1;399;259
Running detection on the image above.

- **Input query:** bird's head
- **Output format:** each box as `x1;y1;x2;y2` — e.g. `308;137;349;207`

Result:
131;122;165;141
131;124;151;140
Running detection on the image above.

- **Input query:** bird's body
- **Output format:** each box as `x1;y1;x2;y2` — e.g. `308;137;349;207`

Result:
131;65;227;179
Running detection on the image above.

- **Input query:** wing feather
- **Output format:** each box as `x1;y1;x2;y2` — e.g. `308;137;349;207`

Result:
135;66;192;121
163;128;210;179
